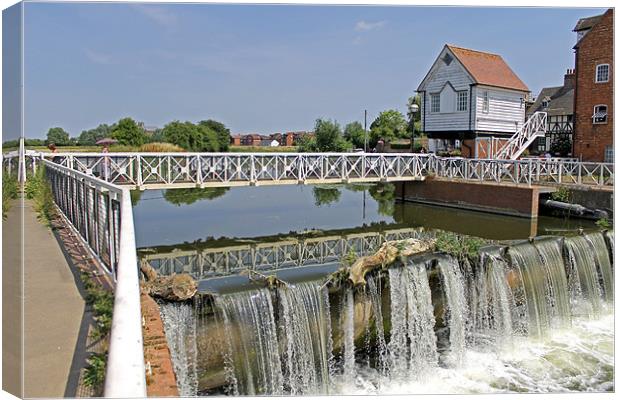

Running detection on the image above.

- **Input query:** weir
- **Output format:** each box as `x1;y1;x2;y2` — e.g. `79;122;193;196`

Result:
156;229;614;395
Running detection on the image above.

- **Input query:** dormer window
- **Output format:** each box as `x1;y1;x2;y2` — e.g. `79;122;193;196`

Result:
593;105;608;124
596;64;609;83
542;100;549;108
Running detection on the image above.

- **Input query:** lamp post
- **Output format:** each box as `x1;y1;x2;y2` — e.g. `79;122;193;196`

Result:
408;103;419;152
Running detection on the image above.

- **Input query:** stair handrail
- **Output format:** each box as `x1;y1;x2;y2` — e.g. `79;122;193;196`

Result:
495;112;547;160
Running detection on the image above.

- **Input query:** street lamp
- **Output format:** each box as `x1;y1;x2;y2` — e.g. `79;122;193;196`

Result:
408;103;419;152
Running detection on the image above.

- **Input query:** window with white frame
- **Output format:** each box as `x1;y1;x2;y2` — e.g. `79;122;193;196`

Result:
430;93;440;113
457;91;468;112
593;105;608;124
595;64;610;83
482;91;489;113
604;146;614;163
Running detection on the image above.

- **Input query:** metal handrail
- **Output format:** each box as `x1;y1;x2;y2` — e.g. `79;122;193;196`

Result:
42;160;146;398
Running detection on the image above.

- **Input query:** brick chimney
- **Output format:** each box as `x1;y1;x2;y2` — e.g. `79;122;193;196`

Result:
564;68;576;88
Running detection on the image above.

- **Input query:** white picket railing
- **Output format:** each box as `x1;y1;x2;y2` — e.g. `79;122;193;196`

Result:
495;112;547;160
3;151;613;189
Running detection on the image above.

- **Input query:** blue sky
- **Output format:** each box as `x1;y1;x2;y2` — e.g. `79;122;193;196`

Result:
22;3;605;138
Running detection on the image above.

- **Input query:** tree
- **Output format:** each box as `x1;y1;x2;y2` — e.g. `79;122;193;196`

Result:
198;120;231;151
78;123;114;146
111;117;146;147
162;121;221;152
46;127;70;146
300;119;351;152
369;110;408;148
344;121;366;149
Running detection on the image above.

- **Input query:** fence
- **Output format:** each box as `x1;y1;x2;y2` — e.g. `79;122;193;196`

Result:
42;161;146;397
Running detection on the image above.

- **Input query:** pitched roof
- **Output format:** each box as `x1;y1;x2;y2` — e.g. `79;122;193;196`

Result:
446;45;529;92
573;13;604;31
527;85;574;117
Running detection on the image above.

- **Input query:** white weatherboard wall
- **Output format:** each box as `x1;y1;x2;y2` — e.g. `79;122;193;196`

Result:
473;85;526;134
420;47;473;132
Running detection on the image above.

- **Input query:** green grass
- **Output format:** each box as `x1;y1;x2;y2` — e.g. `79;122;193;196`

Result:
229;145;298;153
24;167;55;226
2;173;19;219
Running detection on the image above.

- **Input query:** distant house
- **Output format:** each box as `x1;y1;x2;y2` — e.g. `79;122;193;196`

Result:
417;44;530;158
527;69;575;156
231;134;242;146
572;9;613;162
241;134;263;146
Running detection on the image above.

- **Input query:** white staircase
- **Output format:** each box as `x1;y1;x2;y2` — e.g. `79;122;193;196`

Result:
495;112;547;160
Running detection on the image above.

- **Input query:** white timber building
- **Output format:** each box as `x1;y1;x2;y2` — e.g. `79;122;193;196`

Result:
417;44;531;158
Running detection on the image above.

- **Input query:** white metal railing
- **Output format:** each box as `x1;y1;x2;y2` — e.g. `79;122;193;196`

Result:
142;227;426;280
36;152;430;188
42;161;146;397
4;151;613;189
495;112;547;160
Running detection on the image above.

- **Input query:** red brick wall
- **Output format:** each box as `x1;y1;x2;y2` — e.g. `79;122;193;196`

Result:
573;9;614;162
397;179;541;217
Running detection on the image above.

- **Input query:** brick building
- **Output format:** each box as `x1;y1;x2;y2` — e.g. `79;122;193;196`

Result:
572;9;614;162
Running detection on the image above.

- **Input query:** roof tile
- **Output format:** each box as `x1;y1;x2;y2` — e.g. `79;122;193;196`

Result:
447;45;529;92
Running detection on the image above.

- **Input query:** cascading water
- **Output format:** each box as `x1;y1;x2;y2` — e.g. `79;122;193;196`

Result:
585;232;614;302
471;250;515;346
436;256;468;366
564;235;604;316
533;239;572;328
161;231;614;395
215;289;283;395
386;260;439;378
507;243;551;336
277;282;332;395
159;301;199;396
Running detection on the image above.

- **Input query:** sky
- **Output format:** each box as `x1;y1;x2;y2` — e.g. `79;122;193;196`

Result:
19;2;606;138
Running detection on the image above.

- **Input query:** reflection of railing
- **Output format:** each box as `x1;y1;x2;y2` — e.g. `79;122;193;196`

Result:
141;228;426;280
4;152;612;189
42;161;146;397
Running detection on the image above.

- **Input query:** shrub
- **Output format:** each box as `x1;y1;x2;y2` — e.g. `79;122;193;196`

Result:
83;352;107;390
140;142;186;153
551;187;571;203
596;218;611;230
2;173;19;219
435;231;488;261
25;167;55;226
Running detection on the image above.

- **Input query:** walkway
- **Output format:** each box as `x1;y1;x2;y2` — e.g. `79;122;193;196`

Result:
20;199;85;397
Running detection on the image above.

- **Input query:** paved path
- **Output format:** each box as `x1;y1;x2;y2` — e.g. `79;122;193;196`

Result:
20;199;86;398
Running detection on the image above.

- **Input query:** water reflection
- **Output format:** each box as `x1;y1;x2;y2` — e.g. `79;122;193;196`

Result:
132;183;597;250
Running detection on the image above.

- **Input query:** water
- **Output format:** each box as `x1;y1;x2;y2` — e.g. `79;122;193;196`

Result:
214;289;283;395
159;302;199;396
147;183;612;395
277;282;332;395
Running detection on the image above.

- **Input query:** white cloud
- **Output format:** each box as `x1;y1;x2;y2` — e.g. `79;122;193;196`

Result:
84;49;113;65
133;4;177;28
355;20;386;32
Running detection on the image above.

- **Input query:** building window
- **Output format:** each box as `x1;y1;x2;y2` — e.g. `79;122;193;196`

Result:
604;146;614;163
482;91;489;113
595;64;610;83
457;91;468;111
593;105;608;124
430;93;440;113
